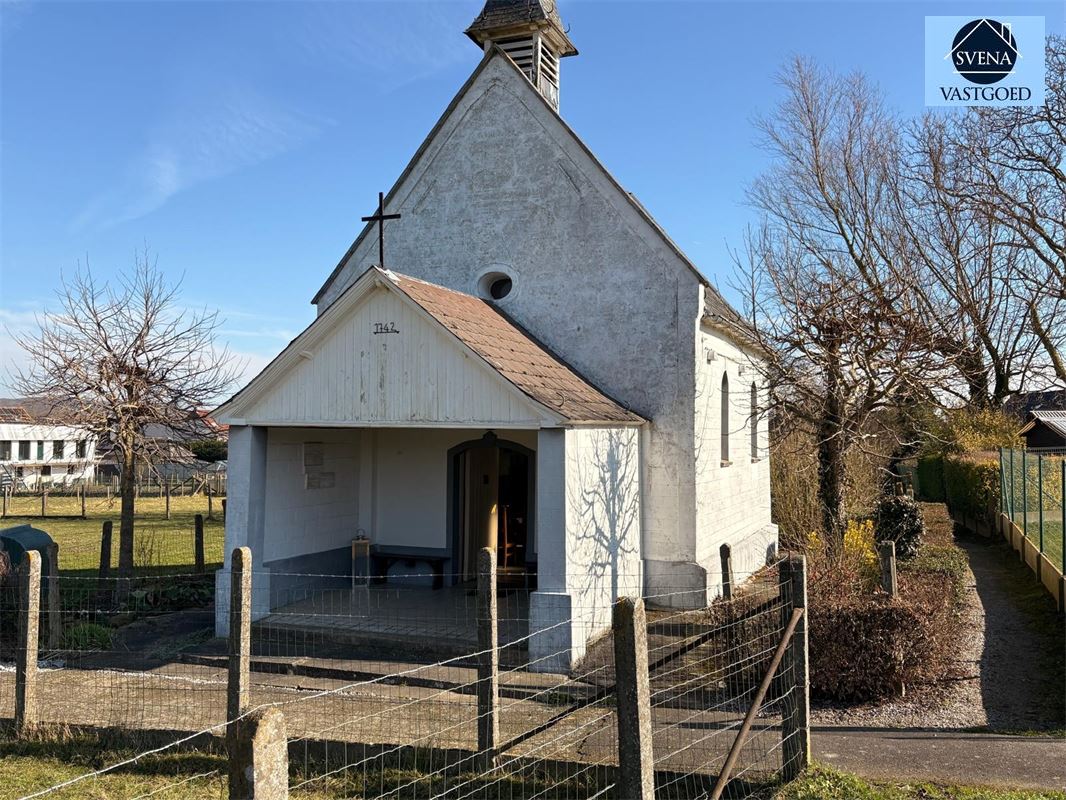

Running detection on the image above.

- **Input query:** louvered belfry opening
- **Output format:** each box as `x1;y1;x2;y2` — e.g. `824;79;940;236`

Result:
465;0;577;112
496;35;561;109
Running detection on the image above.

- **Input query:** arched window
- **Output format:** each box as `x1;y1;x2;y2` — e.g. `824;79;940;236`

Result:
750;383;759;460
720;373;730;464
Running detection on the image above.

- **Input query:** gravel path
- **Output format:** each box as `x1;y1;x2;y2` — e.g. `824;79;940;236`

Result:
813;524;1064;732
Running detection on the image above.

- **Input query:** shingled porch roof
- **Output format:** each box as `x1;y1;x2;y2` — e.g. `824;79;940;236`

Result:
384;269;644;425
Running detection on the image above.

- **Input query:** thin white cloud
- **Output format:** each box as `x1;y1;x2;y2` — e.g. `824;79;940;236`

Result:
72;84;323;232
220;327;299;342
292;2;470;90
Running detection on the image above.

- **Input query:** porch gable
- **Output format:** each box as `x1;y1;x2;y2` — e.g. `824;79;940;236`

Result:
216;271;566;428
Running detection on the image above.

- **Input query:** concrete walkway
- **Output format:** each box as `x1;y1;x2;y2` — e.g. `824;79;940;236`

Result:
811;515;1066;792
813;728;1066;792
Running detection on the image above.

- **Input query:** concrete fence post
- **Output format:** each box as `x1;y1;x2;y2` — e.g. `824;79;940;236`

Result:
780;554;810;781
613;596;654;800
15;550;41;737
476;547;499;770
195;515;206;573
229;707;289;800
228;546;253;761
878;541;898;599
720;543;734;600
46;542;61;650
98;521;113;583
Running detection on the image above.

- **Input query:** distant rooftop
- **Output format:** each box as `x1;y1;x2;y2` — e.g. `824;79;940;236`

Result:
1005;389;1066;418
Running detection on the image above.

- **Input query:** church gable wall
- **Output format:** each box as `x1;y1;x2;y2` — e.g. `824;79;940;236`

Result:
316;54;701;557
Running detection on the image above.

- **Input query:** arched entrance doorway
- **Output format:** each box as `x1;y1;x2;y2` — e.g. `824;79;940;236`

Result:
448;432;535;583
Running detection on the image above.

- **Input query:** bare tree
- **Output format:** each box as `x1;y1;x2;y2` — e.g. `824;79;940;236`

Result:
942;36;1066;381
732;59;945;545
10;252;238;575
899;112;1052;407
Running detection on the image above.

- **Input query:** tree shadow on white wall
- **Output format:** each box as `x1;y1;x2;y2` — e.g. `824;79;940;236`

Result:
567;430;641;610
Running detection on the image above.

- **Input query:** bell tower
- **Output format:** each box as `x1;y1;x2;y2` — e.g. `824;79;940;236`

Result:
465;0;578;111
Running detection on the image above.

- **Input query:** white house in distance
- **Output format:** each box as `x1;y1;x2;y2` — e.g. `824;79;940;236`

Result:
0;403;97;490
216;0;776;666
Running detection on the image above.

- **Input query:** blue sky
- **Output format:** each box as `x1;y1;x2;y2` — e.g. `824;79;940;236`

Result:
1;0;1063;392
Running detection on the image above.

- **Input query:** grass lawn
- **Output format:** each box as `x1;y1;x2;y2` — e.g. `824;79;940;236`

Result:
0;494;224;574
775;766;1066;800
0;734;614;799
1009;514;1065;573
6;749;1064;800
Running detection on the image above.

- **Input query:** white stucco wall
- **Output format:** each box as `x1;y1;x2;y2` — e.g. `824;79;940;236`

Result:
262;428;363;563
257;426;539;563
530;425;643;670
564;426;643;637
693;323;776;597
314;53;701;583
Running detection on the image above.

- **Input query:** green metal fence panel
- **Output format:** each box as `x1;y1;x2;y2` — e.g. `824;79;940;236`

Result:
1061;459;1065;575
1038;455;1045;554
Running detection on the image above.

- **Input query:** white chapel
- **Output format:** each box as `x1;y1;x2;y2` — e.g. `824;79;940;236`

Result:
216;0;776;667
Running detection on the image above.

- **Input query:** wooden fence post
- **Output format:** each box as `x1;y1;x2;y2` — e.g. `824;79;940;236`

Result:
780;554;810;781
720;543;734;600
165;481;171;520
46;542;61;650
613;596;655;800
227;546;252;769
2;488;8;518
207;487;214;521
195;514;206;573
80;485;87;519
222;498;227;520
40;491;46;518
229;707;289;800
15;550;41;737
476;547;499;770
878;541;898;599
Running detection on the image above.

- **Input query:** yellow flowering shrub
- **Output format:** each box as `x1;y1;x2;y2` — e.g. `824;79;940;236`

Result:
843;519;876;569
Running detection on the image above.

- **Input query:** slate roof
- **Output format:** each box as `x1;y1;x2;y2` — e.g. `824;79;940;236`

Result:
1005;390;1066;418
384;269;644;425
465;0;577;55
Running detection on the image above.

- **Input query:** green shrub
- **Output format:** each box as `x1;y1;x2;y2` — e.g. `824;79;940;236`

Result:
62;622;112;651
915;456;945;501
874;494;925;559
943;453;1000;523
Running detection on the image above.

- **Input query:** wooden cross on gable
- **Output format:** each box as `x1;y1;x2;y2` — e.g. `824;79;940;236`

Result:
362;191;402;268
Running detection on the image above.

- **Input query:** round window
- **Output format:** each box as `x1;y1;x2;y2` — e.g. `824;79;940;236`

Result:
477;270;514;301
489;276;512;299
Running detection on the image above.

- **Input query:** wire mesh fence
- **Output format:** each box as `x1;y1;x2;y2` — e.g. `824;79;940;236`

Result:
1;490;226;575
3;550;807;799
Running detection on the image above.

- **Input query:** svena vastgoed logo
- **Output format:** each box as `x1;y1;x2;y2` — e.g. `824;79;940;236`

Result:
951;19;1017;84
925;16;1045;106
